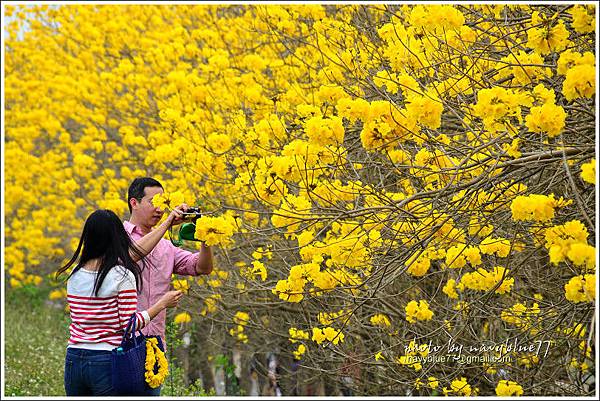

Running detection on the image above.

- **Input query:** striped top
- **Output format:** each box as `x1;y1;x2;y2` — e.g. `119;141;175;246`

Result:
66;265;150;351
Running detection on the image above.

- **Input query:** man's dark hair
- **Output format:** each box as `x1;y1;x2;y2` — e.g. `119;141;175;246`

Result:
127;177;163;213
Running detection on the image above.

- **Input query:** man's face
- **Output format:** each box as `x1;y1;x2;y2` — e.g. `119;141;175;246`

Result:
131;186;164;227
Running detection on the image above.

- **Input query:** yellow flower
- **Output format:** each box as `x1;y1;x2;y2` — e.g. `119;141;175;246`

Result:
151;191;185;210
562;64;596;101
292;343;306;360
311;327;327;344
207;133;232;153
479;237;512;258
233;311;250;326
323;326;345;345
173;312;191;324
304;116;345;147
272;279;304;303
172;279;189;293
501;302;540;333
369;313;391;327
565;274;595;303
510;194;570;222
459;266;514;294
580;159;595;184
527;15;570;55
566;243;596;270
405;300;434;323
570;5;595;34
49;288;67;300
450;377;472;396
194;214;239;247
443;279;459;299
525;103;566;138
495;380;524;396
288;327;309;343
557;50;595;76
405;251;431;276
251;260;268;281
373;70;399;94
145;338;169;388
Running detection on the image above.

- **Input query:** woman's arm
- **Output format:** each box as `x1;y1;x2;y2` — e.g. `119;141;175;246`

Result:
120;289;183;331
117;271;185;331
145;290;183;321
129;206;184;262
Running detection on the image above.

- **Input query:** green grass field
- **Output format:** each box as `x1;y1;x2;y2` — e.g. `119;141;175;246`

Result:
4;285;211;397
4;285;69;396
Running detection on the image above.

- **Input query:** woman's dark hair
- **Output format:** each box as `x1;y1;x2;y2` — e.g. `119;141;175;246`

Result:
56;209;146;296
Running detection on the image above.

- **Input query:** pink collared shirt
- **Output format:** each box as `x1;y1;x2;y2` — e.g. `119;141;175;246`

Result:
123;220;199;346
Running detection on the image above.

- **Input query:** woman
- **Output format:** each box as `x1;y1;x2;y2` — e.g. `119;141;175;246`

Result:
56;207;185;396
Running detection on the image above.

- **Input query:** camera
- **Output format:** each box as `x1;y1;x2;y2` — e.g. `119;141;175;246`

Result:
181;206;202;219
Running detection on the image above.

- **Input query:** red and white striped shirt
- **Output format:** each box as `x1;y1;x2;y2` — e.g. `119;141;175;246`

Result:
66;265;150;351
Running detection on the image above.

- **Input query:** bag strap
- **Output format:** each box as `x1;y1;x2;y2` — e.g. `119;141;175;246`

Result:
120;313;138;346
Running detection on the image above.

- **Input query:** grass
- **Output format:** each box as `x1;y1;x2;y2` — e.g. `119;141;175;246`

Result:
4;285;214;397
4;285;70;396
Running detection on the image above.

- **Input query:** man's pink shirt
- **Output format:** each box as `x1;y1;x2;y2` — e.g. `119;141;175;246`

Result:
123;220;199;345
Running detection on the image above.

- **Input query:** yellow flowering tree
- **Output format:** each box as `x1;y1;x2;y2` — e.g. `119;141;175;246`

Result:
4;3;596;396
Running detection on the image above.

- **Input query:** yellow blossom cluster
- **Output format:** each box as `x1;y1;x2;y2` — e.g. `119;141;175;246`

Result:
556;49;596;101
479;237;512;258
172;278;190;293
193;214;239;246
443;377;477;396
564;274;595;303
510;194;571;222
200;294;221;316
311;326;345;345
145;337;169;388
369;313;391;327
544;220;594;269
405;300;434;324
173;312;192;324
396;340;429;372
151;191;186;210
571;5;595;33
229;311;250;343
317;309;350;326
288;327;310;343
501;302;541;334
4;4;596;394
458;266;514;294
527;12;570;55
580;159;595;184
405;247;445;276
495;380;524;396
445;245;481;269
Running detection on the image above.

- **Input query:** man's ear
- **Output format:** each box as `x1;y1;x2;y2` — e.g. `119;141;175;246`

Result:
129;197;139;211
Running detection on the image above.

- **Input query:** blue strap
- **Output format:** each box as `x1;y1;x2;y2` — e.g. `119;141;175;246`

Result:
120;313;138;346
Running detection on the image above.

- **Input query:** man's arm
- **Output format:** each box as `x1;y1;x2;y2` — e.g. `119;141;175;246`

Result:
130;208;182;262
195;243;213;275
173;242;213;276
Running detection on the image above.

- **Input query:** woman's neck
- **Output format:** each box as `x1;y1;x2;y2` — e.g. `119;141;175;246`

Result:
83;258;101;271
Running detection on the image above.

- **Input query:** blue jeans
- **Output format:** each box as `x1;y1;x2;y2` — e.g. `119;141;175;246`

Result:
64;348;162;396
144;385;162;396
64;348;115;396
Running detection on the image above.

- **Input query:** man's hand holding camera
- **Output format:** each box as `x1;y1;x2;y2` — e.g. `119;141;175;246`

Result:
168;204;202;227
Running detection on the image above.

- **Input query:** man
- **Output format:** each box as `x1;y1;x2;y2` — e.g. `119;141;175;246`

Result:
125;177;213;395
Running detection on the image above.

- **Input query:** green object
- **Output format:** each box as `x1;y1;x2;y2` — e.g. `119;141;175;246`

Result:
179;223;197;241
170;222;200;247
